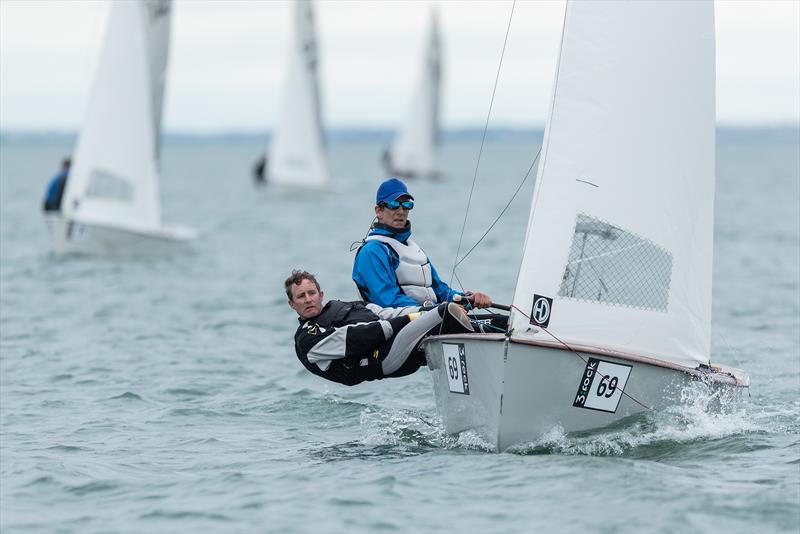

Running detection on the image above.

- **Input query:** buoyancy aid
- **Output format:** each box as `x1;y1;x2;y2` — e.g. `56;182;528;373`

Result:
365;235;437;305
294;301;385;386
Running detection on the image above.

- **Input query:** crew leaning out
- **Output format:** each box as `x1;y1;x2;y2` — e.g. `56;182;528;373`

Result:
286;269;474;386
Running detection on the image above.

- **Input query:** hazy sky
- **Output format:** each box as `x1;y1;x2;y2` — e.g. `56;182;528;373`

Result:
1;0;798;132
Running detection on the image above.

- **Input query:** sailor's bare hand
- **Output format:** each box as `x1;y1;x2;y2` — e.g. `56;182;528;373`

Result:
467;292;492;308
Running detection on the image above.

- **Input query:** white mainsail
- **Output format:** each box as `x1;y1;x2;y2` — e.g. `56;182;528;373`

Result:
63;0;171;233
388;8;442;178
268;0;329;188
510;0;716;369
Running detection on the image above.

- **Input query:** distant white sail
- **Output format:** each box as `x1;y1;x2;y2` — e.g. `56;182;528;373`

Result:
268;0;329;188
63;0;172;233
387;9;442;179
510;1;716;369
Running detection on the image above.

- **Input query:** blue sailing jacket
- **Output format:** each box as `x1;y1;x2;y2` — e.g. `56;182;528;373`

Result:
43;170;68;212
352;224;462;307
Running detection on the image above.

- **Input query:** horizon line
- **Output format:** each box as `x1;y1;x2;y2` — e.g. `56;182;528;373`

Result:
1;122;798;138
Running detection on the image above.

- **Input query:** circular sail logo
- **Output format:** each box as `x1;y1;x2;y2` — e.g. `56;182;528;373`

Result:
530;294;553;327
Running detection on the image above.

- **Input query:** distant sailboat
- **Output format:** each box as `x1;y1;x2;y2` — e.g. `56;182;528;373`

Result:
264;0;329;188
46;0;194;255
424;0;748;451
383;8;442;180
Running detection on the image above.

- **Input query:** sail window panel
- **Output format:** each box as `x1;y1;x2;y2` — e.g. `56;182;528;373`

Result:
85;169;134;203
558;214;672;312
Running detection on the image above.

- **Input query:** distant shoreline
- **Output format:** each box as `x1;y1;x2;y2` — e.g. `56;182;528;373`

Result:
1;125;797;145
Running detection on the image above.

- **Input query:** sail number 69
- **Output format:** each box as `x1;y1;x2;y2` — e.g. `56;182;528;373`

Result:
447;356;459;380
596;375;618;398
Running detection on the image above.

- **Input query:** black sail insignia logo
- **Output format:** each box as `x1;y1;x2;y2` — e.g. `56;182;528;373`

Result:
530;294;553;327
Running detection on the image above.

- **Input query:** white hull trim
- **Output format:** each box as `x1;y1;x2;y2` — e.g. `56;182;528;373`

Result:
424;334;749;451
44;213;195;256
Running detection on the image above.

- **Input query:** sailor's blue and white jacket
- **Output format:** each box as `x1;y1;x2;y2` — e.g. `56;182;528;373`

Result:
352;223;462;308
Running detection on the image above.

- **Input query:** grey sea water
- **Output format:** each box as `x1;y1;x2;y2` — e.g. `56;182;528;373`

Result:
1;131;798;533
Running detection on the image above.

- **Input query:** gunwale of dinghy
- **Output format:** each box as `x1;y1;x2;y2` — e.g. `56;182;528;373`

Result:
425;332;749;388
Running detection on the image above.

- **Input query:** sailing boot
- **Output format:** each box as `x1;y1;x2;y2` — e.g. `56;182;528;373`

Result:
440;302;475;334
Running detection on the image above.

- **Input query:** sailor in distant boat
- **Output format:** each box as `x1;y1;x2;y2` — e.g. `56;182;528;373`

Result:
253;154;267;184
287;269;473;386
352;177;494;309
42;158;70;212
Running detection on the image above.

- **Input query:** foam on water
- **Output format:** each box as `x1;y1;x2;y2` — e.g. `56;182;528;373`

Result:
355;377;782;459
508;383;762;456
357;382;773;458
359;406;440;449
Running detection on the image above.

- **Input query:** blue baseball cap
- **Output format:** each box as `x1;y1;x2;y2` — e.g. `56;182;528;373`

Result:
376;178;414;205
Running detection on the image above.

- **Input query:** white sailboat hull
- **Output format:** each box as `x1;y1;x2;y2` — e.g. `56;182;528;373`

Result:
44;213;194;257
425;334;748;451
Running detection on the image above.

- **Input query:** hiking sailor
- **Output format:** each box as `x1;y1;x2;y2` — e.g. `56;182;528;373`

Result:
352;177;494;309
286;269;473;386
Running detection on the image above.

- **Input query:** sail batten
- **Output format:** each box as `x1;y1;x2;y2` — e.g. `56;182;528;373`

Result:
510;1;716;368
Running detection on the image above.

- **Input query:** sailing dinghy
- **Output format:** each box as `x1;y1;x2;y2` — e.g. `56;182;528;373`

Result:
424;0;749;451
265;0;329;188
383;8;442;180
46;0;194;255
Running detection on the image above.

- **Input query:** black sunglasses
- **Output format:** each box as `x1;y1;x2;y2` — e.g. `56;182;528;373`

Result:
380;200;414;210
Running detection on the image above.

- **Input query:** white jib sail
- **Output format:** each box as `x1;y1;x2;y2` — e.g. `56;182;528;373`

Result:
63;0;171;233
510;0;716;369
389;8;442;177
268;0;329;188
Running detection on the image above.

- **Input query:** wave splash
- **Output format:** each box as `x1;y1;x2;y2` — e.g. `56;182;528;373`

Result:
511;382;758;456
358;382;766;457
